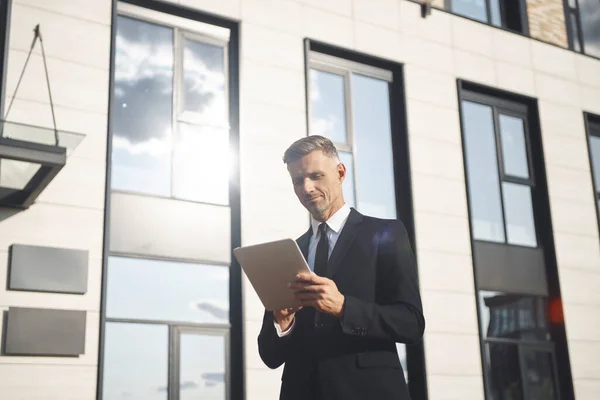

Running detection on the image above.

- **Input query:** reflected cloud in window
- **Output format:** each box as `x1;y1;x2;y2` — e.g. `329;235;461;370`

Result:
182;39;227;128
180;334;226;399
106;256;230;324
112;16;174;196
579;0;600;58
111;16;231;205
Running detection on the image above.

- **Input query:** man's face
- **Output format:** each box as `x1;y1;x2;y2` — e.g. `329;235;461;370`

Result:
286;150;346;221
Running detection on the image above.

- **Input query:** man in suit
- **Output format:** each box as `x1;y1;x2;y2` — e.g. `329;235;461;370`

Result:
258;135;425;400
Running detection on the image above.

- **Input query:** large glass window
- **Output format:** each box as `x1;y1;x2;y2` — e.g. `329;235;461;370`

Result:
102;4;235;400
460;87;572;400
112;13;230;205
461;99;537;247
308;52;405;377
565;0;600;58
451;0;527;33
479;291;558;400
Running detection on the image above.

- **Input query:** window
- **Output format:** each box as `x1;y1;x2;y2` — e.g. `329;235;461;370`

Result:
309;53;397;220
106;256;229;324
103;322;228;400
103;255;230;400
565;0;600;58
459;83;575;400
461;99;537;247
480;292;558;400
308;50;404;377
585;114;600;230
450;0;528;33
111;10;230;205
101;3;240;400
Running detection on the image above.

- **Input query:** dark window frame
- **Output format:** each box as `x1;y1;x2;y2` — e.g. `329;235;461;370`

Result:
99;1;242;400
563;0;586;53
457;80;575;400
0;0;10;117
306;39;428;400
445;0;530;35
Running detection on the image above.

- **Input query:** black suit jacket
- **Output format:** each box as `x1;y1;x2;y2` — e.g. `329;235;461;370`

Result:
258;208;425;400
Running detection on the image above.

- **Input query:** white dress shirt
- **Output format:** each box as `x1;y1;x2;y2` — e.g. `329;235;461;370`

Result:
274;203;352;337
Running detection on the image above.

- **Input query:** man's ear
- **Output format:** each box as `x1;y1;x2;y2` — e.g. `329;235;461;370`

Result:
337;161;347;183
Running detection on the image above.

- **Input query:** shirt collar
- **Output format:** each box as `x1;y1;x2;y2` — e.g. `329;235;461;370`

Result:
311;203;351;236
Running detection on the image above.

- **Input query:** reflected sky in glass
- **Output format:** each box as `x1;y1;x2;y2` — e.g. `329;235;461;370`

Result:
111;16;174;197
490;0;502;27
452;0;488;23
183;39;227;128
351;74;397;220
103;323;168;400
310;69;347;144
396;343;409;382
589;136;600;189
579;0;600;58
502;182;537;247
339;152;355;208
462;101;505;243
180;334;226;400
172;124;230;205
499;114;529;179
106;256;229;324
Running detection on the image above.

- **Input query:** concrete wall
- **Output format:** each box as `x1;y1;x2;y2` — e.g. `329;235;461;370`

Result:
0;0;599;399
0;0;112;398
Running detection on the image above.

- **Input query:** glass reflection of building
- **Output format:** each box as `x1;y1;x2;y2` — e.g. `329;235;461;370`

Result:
483;294;549;341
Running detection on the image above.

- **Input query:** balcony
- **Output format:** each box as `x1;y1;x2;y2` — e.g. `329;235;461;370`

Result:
0;120;84;209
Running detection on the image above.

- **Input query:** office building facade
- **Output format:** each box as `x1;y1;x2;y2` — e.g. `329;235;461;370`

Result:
0;0;599;399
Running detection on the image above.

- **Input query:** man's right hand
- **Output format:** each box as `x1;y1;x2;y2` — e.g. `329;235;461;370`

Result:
274;306;303;331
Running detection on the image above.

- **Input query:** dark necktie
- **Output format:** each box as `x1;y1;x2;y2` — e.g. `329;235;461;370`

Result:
314;223;329;277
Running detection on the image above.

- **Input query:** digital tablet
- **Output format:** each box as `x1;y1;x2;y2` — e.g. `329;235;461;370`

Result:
233;238;311;311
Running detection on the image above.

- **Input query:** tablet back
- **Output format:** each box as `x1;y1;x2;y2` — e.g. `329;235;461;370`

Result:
233;238;310;311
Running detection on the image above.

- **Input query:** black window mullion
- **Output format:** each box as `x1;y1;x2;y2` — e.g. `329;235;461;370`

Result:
572;0;586;54
499;0;507;27
485;0;493;24
503;175;534;186
517;344;530;399
492;107;510;244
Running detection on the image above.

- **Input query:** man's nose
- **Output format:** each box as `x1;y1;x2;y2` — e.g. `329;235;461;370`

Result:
302;180;314;195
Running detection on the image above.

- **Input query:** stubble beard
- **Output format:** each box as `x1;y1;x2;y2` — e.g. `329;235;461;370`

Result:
307;199;329;222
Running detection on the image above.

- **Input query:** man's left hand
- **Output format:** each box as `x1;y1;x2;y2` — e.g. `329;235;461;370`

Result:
289;273;345;318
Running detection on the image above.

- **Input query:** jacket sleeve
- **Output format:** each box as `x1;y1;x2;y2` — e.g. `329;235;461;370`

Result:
257;310;296;369
340;219;425;344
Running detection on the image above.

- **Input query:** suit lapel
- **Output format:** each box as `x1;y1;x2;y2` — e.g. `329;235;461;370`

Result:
296;228;311;262
326;208;363;278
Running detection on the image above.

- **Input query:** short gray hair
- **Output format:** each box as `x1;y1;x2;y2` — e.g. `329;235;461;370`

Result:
282;135;339;164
